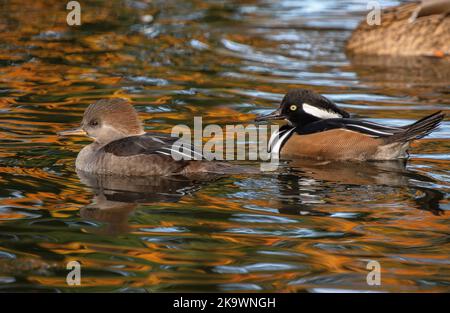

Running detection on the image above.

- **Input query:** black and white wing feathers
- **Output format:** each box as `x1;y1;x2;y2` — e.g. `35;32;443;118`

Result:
102;132;202;160
297;118;404;138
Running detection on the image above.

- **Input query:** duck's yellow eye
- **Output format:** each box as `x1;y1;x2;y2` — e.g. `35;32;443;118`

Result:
290;105;297;111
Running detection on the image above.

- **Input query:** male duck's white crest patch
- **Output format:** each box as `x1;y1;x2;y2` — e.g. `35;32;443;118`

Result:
303;103;342;119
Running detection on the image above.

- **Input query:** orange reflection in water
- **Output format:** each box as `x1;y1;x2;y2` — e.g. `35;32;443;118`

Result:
0;0;448;293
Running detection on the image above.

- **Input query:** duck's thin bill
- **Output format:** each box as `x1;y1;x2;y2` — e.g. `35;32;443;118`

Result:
58;127;86;136
255;109;285;122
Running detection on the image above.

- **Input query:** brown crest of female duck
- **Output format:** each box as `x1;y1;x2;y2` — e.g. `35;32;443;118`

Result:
346;0;450;57
255;89;445;161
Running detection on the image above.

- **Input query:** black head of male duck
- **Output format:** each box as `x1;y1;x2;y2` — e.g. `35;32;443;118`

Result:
346;0;450;57
255;89;350;126
256;89;445;161
58;98;248;176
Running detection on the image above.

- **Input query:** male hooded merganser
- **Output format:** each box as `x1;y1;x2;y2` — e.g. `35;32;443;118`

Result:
58;98;241;176
346;0;450;57
256;89;445;161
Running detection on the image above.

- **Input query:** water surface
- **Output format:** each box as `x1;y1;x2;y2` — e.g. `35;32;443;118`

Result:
0;0;449;292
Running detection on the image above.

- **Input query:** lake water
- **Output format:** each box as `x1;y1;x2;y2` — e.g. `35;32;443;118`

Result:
0;0;449;292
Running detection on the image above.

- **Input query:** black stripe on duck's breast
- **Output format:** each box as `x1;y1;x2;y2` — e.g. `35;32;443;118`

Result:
268;125;296;155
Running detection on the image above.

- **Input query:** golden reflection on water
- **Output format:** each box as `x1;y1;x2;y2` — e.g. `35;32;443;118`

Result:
0;0;448;292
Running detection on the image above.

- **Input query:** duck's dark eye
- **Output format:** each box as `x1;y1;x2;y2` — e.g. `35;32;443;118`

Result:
89;120;99;127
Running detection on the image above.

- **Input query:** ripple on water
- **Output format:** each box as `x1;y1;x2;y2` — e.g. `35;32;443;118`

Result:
0;0;448;292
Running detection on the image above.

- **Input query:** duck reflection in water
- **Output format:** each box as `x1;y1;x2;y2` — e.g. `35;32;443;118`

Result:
77;170;225;235
273;160;444;216
77;158;444;236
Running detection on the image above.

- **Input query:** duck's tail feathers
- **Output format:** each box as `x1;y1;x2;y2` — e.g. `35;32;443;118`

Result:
386;111;445;143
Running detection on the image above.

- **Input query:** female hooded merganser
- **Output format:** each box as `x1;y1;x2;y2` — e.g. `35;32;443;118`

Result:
58;98;241;176
346;0;450;57
256;89;445;161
